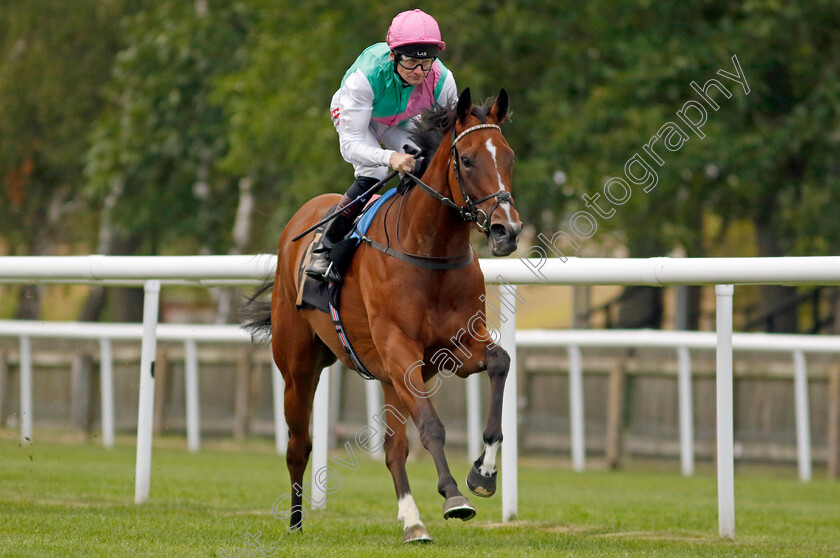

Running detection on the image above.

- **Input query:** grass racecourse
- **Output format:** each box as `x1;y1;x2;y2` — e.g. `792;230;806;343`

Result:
2;431;840;557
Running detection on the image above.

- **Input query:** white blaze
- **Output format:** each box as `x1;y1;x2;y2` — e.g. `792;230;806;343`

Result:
484;138;513;221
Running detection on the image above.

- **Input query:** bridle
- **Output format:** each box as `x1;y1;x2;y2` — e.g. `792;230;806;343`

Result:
358;121;515;271
406;122;515;235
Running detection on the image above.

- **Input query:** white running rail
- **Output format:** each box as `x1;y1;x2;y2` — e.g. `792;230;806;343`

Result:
2;254;840;537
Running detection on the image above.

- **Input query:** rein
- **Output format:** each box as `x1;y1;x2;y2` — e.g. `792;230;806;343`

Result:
360;122;512;271
359;183;474;270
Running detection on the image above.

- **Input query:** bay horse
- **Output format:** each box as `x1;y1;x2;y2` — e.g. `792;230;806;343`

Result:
242;88;521;543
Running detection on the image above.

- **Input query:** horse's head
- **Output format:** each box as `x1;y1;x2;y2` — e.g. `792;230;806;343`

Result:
450;88;522;256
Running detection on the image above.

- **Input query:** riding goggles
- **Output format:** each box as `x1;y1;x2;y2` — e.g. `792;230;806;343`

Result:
396;53;435;71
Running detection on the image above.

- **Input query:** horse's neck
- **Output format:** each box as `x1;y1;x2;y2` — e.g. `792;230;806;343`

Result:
399;153;470;258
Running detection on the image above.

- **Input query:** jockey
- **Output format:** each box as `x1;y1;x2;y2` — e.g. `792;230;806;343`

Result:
305;9;458;279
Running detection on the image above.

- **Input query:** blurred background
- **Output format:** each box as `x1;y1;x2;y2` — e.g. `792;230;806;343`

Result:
2;0;839;330
2;1;840;467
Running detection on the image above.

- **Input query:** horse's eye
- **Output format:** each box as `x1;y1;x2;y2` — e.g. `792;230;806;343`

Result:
460;156;471;168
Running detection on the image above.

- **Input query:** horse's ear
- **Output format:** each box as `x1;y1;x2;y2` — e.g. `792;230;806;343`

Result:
456;87;472;125
490;88;509;123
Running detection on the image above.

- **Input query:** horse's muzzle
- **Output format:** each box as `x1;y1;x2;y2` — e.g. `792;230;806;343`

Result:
488;222;521;257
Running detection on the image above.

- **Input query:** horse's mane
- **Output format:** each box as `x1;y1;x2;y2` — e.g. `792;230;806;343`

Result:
409;97;500;162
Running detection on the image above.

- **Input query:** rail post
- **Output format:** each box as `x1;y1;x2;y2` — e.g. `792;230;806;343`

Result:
466;373;482;460
568;344;585;472
310;365;332;509
185;339;201;453
793;350;812;482
99;338;115;449
20;335;32;445
135;280;160;504
500;285;518;522
272;362;287;455
715;284;735;539
365;378;384;460
677;346;694;476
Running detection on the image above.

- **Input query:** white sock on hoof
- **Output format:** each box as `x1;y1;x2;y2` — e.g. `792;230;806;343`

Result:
398;494;424;528
479;441;501;477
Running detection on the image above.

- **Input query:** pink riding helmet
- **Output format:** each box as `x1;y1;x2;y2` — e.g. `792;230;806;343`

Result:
386;9;446;52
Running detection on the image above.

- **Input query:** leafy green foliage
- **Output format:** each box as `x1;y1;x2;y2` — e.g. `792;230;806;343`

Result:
4;0;840;267
506;1;840;258
0;0;135;252
84;2;250;254
213;1;391;243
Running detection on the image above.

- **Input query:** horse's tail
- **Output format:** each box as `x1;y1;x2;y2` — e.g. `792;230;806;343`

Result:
240;278;274;343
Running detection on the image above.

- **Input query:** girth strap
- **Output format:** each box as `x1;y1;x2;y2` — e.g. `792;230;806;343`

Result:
328;282;376;380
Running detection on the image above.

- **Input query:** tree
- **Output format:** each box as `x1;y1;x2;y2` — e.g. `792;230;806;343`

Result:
490;1;840;331
85;1;250;256
214;0;391;245
0;0;140;318
7;1;839;330
83;1;251;320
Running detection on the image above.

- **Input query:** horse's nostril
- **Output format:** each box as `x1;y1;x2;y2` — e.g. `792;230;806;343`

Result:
490;223;508;238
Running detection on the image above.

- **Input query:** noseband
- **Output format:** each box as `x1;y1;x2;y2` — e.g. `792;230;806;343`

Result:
406;122;515;235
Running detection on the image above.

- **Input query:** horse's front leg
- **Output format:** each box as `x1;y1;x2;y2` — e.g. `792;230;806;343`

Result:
461;343;510;498
382;333;476;521
380;383;433;543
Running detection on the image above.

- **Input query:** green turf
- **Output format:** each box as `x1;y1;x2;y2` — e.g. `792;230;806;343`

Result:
1;431;839;557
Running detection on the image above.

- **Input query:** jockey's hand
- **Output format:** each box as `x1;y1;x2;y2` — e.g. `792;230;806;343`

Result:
389;152;416;174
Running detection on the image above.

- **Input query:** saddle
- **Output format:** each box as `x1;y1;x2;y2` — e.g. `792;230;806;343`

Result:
295;187;399;313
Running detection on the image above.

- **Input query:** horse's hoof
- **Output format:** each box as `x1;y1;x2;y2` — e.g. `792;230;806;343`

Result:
466;464;497;498
402;524;433;543
442;495;476;521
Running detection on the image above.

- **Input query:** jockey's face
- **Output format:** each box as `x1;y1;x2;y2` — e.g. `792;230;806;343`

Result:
390;51;431;86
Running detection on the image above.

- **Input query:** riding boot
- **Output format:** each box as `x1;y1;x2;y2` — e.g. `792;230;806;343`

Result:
305;176;381;279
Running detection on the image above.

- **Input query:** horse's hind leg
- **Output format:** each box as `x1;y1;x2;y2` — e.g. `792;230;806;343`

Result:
280;363;320;531
381;384;432;543
272;308;333;532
